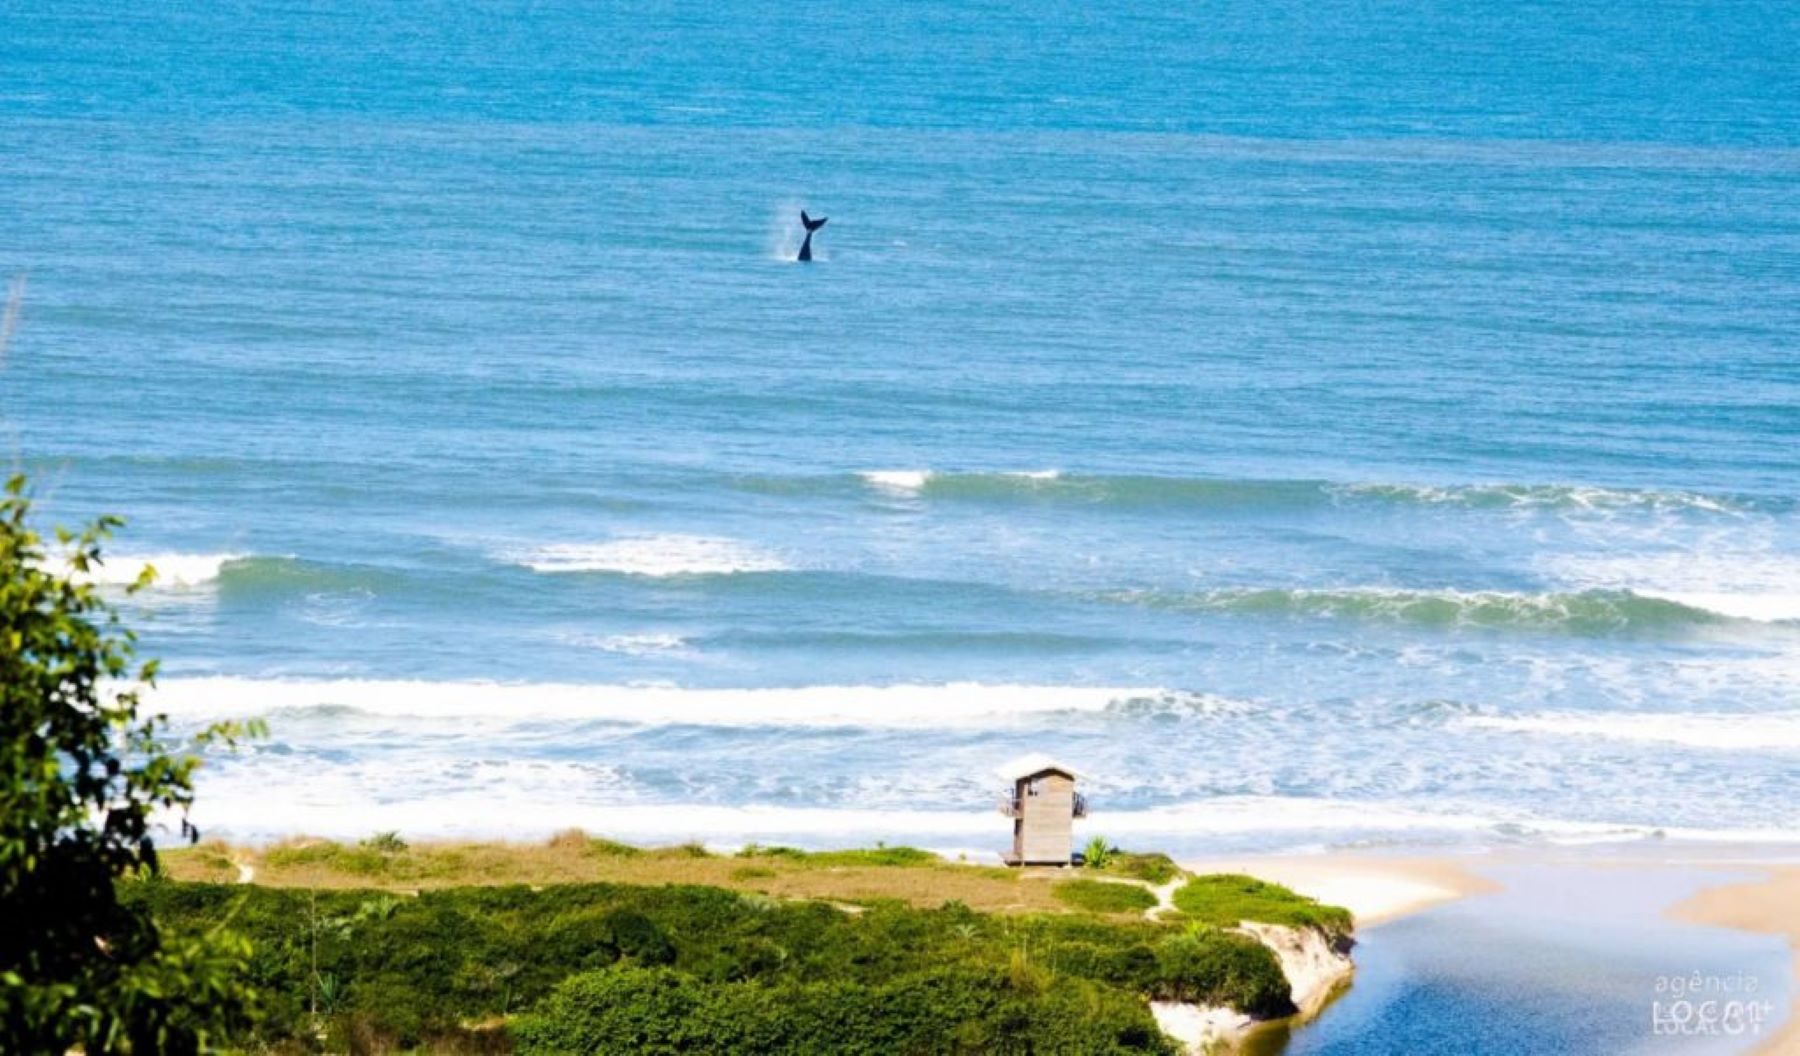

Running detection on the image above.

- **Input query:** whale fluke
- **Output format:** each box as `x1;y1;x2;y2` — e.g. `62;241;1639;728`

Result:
798;210;828;261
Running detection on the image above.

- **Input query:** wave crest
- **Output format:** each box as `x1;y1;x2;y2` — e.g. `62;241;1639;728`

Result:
1466;710;1800;750
61;552;249;588
830;471;1760;513
513;536;790;576
148;678;1174;727
1098;586;1758;633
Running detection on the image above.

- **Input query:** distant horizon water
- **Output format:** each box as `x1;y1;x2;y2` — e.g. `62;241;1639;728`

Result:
4;0;1797;854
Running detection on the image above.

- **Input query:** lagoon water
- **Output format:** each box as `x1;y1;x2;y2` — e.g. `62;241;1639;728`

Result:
3;2;1798;851
1273;865;1793;1055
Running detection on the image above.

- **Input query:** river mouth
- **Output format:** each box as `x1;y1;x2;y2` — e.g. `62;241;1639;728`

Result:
1261;860;1793;1055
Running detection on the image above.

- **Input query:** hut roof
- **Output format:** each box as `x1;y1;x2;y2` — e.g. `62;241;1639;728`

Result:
994;753;1082;782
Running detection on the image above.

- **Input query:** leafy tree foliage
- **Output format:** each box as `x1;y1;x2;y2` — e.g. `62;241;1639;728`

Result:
1;477;259;1052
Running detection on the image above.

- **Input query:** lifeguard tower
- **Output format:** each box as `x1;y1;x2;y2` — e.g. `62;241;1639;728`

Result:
996;754;1086;866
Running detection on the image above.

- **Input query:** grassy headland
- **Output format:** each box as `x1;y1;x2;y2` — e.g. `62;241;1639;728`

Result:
143;834;1350;1052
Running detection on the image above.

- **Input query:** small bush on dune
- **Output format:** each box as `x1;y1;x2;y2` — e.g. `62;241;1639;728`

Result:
653;841;713;859
589;838;644;858
1106;852;1181;886
362;831;409;854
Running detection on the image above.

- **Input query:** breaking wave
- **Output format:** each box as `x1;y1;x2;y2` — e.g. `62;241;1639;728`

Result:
1095;586;1787;633
147;678;1177;727
511;535;791;576
820;471;1767;513
1465;710;1800;751
60;551;251;588
180;789;1800;848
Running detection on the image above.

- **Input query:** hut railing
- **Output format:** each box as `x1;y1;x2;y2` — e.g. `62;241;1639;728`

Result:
998;791;1089;818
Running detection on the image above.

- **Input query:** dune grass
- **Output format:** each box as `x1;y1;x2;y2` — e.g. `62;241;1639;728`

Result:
1100;851;1181;886
1053;878;1159;915
1172;873;1354;939
164;832;1072;914
167;835;1352;940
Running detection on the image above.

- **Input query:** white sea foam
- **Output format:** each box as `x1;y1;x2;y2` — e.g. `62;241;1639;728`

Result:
147;678;1165;727
57;552;246;588
859;469;933;492
179;788;1800;848
1007;469;1062;481
515;535;789;576
557;632;693;656
599;633;692;656
1334;481;1742;513
1634;590;1800;624
1545;549;1800;625
1465;710;1800;750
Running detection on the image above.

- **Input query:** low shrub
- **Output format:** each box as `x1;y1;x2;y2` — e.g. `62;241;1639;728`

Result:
512;964;1177;1055
362;830;409;854
129;870;1318;1049
548;830;644;858
1152;929;1293;1017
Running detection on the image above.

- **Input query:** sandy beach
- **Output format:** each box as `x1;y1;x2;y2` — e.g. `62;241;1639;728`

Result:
1677;865;1800;1055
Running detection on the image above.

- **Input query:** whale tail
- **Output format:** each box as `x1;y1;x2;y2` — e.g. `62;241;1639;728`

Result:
798;210;828;261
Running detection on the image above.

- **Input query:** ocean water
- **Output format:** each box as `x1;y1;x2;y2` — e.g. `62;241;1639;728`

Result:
3;1;1797;853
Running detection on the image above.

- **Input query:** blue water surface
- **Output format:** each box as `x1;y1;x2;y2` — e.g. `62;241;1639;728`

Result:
2;1;1797;847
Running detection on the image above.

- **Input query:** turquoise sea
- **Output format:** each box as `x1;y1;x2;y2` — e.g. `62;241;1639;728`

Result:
3;1;1798;853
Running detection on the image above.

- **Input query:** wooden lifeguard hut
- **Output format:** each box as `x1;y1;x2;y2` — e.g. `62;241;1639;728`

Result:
996;754;1086;866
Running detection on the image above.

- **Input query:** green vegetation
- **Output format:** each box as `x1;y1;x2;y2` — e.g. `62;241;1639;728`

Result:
1103;851;1182;886
736;843;939;868
513;965;1170;1055
130;876;1301;1051
1053;878;1159;915
167;833;1073;914
1172;874;1354;939
0;477;261;1052
361;830;408;854
1081;839;1181;887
